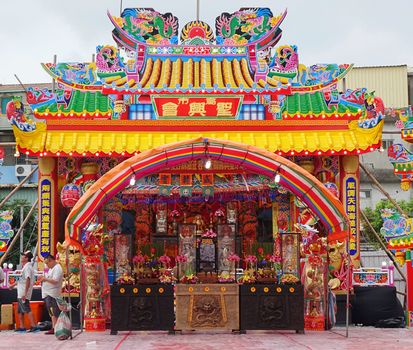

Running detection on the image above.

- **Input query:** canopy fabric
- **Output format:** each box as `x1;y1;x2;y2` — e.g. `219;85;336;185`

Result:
65;137;349;247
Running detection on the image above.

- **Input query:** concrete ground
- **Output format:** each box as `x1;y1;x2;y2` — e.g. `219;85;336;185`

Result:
0;327;412;350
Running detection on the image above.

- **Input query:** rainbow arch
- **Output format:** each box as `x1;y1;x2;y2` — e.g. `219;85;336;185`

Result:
65;137;349;248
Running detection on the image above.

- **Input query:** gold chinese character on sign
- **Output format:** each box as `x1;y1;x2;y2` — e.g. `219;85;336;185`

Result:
178;98;189;105
162;102;179;116
206;98;216;105
216;102;233;116
189;102;206;116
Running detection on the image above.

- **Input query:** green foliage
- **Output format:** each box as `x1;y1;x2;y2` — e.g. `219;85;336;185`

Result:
362;198;413;248
0;198;38;267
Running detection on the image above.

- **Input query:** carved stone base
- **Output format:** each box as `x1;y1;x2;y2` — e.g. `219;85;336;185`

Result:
176;283;239;331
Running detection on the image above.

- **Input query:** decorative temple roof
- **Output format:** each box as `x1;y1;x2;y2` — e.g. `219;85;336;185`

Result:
385;107;413;190
7;7;384;157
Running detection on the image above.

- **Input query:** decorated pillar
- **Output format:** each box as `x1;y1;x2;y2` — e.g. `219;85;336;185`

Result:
38;157;59;258
340;155;360;267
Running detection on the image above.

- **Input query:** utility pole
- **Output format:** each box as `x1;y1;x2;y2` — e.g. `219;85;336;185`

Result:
20;206;24;254
196;0;200;21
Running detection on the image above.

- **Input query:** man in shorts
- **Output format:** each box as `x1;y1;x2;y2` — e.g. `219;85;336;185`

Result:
38;254;63;335
9;250;39;332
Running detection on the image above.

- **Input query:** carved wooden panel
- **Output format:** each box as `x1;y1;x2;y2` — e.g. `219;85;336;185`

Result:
240;284;304;331
176;284;239;331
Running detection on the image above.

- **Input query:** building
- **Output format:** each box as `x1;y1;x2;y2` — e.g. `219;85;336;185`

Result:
344;65;412;209
7;7;386;331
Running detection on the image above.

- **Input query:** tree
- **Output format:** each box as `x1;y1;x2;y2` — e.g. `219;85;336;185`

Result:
362;198;413;248
0;198;38;268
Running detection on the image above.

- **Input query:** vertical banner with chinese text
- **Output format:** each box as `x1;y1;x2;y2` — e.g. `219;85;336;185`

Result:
341;156;360;267
38;158;58;258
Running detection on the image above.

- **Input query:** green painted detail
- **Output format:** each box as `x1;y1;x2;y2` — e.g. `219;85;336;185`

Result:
282;92;360;115
36;91;111;114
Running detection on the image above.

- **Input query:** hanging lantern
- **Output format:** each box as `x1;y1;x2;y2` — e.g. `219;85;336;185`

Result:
61;183;81;208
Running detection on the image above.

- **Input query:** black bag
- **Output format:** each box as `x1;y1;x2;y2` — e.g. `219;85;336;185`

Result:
375;316;405;328
37;320;52;331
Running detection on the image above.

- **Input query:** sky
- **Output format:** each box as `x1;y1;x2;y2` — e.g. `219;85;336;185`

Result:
0;0;412;84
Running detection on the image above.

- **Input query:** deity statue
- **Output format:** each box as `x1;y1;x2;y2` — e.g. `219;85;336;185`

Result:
194;214;204;235
156;208;167;234
227;202;237;224
218;225;235;273
179;225;196;274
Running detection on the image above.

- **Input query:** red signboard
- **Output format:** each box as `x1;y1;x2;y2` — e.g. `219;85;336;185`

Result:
151;95;243;119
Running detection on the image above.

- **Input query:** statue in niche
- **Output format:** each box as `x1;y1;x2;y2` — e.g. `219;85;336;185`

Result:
218;224;235;273
156;205;168;235
194;214;205;235
179;224;196;274
227;202;237;224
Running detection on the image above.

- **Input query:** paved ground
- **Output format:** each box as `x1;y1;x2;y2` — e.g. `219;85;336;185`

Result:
0;327;412;350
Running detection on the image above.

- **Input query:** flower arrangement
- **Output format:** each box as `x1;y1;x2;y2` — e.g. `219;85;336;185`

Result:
159;270;177;284
214;208;225;217
280;273;300;284
256;247;271;268
159;254;172;268
116;273;135;285
227;253;240;263
245;255;258;265
132;254;145;264
179;274;198;284
218;271;235;283
269;254;282;263
238;270;256;284
202;229;217;238
175;255;188;263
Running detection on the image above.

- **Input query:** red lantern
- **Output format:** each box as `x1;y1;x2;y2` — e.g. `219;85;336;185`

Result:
61;183;81;208
0;147;5;159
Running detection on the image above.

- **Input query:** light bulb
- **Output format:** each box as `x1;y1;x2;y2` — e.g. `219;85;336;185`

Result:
274;173;281;183
204;158;212;169
130;176;136;186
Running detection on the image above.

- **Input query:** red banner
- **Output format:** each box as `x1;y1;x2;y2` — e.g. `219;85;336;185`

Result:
152;95;243;119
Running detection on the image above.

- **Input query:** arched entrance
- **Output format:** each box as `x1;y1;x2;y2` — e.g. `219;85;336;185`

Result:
65;137;348;247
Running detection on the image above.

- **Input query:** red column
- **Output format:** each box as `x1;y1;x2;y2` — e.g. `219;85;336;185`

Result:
406;250;413;326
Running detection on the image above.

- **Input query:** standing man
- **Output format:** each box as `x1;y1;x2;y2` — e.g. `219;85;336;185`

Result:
9;250;38;332
38;254;63;335
0;266;4;285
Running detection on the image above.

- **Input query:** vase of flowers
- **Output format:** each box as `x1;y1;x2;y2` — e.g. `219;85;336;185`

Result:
170;209;180;235
227;252;240;279
175;254;187;280
245;254;257;271
202;229;217;239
